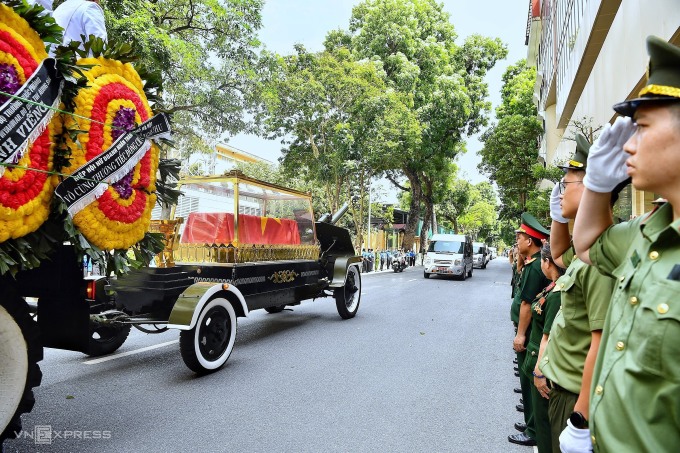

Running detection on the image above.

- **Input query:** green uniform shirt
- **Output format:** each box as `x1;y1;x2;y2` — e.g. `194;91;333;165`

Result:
539;247;615;394
528;283;561;352
511;251;549;325
523;283;561;377
588;203;680;452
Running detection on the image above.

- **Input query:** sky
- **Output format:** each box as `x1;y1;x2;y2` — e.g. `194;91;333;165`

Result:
227;0;530;202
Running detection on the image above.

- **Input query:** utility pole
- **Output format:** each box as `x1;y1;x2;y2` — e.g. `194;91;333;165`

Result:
367;182;372;250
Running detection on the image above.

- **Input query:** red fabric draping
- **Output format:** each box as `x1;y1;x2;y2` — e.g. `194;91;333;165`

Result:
181;212;301;245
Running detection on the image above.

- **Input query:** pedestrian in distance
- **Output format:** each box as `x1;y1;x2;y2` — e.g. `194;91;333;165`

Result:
571;36;680;453
539;135;617;453
509;212;551;447
525;242;564;453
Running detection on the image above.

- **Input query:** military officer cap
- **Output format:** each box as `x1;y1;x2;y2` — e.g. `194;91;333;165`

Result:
558;133;591;171
515;212;550;241
614;36;680;117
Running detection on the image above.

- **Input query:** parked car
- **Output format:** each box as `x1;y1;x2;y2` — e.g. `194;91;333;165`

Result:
488;247;497;260
473;242;489;269
423;234;473;280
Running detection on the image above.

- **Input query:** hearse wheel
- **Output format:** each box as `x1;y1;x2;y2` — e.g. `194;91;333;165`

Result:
87;319;131;357
0;288;42;444
179;298;237;374
334;265;361;319
264;305;286;314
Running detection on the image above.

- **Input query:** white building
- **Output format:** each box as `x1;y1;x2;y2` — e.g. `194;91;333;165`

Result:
153;144;274;219
525;0;680;216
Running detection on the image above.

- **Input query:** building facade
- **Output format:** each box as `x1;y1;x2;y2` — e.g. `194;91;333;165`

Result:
525;0;680;217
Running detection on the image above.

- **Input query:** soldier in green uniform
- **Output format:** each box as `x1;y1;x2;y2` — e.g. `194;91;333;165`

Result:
508;212;550;447
570;36;680;452
524;242;563;453
538;135;616;453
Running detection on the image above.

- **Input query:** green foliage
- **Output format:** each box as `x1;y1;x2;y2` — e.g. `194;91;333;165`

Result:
478;60;542;222
525;187;551;228
103;0;264;151
496;59;537;118
457;181;497;240
533;163;564;184
251;43;419;249
347;0;507;247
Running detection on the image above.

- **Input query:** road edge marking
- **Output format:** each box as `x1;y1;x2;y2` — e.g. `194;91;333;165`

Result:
83;339;178;365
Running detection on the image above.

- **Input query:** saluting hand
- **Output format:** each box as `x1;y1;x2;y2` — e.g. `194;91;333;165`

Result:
550;182;568;223
583;117;636;193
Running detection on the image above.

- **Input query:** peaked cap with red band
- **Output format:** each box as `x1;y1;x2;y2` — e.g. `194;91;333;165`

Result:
515;212;550;240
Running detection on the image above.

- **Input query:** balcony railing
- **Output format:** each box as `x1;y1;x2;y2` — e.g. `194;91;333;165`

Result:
535;0;588;108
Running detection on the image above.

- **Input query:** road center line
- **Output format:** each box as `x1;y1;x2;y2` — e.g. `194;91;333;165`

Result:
83;340;178;365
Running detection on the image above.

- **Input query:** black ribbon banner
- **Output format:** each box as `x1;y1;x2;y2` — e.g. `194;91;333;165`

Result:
55;113;171;216
0;58;63;164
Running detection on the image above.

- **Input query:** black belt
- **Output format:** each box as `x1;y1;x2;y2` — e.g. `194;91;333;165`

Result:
547;379;570;394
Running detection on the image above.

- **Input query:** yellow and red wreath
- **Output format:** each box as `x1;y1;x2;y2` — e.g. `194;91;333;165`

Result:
0;4;57;242
64;57;160;250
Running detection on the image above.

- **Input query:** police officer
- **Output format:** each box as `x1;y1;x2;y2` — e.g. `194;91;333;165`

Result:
509;212;551;447
539;135;615;453
525;242;563;453
571;36;680;453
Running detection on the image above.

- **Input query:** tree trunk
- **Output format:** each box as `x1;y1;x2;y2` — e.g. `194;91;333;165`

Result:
431;207;438;234
419;206;431;255
402;168;422;251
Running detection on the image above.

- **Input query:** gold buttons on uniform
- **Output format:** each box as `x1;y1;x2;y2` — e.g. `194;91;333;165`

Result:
595;385;603;395
560;283;565;289
531;351;536;356
616;341;625;351
591;435;596;445
649;251;659;260
619;276;625;282
658;303;670;314
629;296;638;305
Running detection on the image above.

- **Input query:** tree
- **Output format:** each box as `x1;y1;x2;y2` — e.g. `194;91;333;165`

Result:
457;182;497;240
348;0;507;250
478;60;542;221
252;45;419;250
102;0;264;157
436;170;472;234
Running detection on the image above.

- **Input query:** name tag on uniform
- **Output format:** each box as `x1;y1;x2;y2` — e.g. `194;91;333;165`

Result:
667;264;680;281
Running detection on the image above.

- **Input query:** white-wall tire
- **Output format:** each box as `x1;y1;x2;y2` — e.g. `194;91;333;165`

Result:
179;298;237;374
334;265;361;319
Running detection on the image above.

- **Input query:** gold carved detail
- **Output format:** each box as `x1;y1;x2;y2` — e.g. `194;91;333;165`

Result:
268;270;299;283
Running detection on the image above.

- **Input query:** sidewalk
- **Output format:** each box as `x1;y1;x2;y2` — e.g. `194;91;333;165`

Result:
360;263;423;275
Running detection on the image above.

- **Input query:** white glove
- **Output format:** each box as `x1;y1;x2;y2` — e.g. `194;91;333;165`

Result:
559;420;593;453
550;182;568;223
582;117;636;193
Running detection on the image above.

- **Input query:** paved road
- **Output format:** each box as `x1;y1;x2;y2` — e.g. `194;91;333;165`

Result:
6;259;535;453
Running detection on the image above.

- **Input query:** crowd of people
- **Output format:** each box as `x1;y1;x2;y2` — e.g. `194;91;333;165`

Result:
360;248;418;272
505;35;679;453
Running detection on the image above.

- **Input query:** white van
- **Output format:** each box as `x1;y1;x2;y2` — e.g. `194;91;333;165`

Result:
473;242;489;269
423;234;473;280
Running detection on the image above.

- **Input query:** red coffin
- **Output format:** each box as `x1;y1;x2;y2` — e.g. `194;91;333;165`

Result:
181;212;300;245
